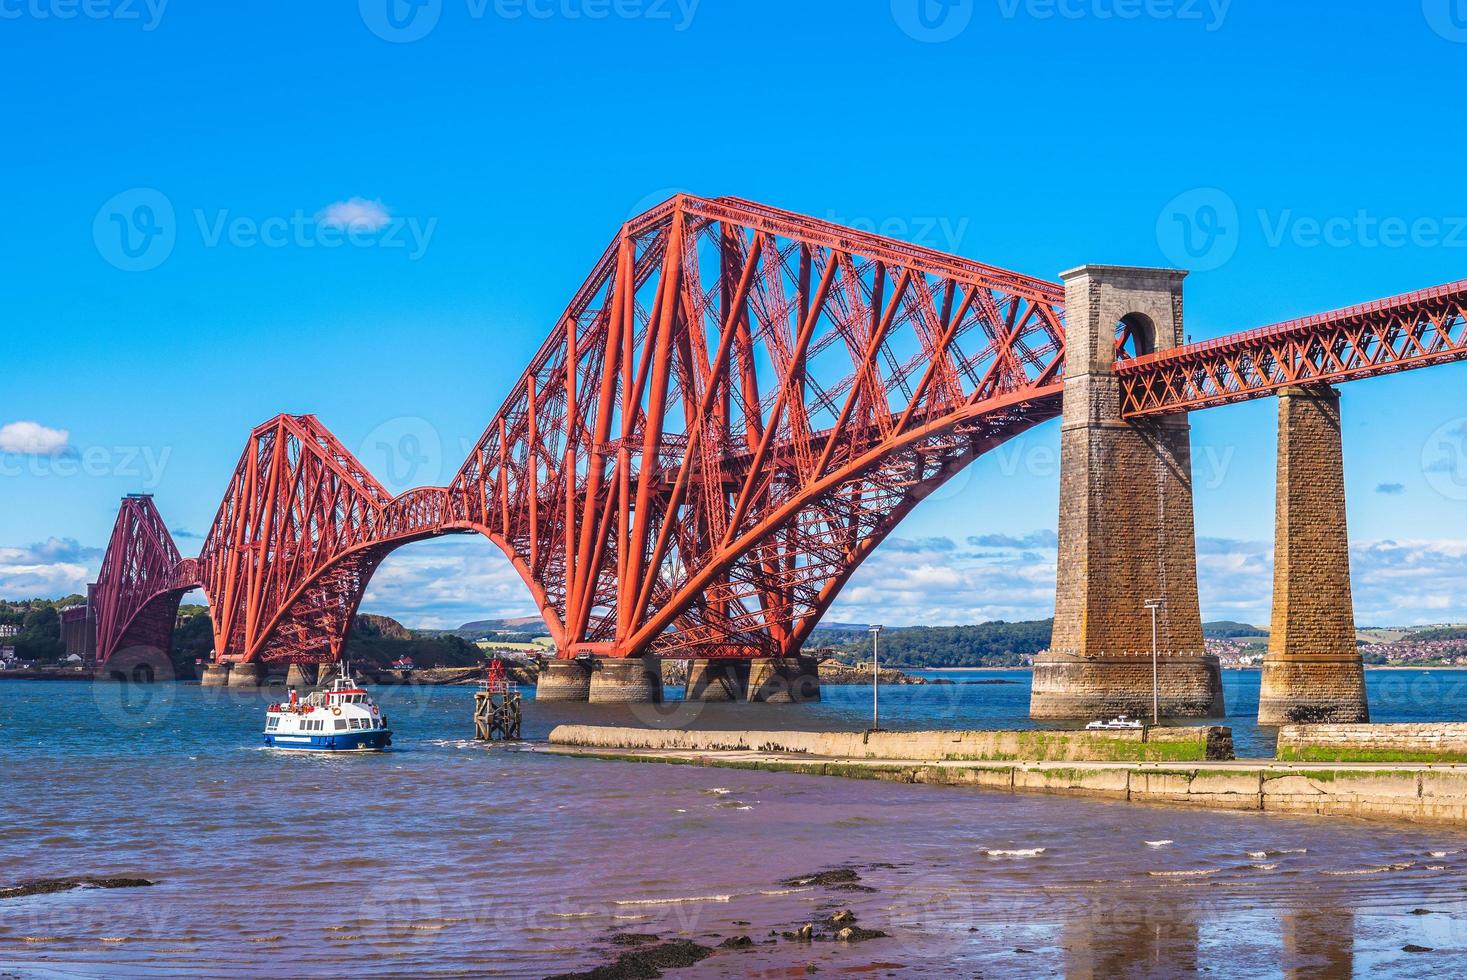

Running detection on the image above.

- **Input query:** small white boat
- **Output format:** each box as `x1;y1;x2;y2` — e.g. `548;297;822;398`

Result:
1086;715;1145;730
263;665;392;752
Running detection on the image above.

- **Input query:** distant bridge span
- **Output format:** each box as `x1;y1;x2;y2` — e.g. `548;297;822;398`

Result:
90;195;1467;670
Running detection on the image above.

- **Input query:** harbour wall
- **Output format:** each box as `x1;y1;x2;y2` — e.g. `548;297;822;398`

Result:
546;725;1467;826
1277;723;1467;763
546;724;1234;762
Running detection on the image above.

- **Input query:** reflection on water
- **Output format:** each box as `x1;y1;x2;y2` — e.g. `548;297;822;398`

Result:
1282;908;1355;978
3;677;1467;976
1062;914;1199;978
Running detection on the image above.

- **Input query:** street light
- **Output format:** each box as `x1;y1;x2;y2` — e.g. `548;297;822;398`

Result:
868;624;883;731
1143;598;1164;725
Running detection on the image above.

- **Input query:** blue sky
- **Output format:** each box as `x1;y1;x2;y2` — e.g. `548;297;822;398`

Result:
4;1;1467;629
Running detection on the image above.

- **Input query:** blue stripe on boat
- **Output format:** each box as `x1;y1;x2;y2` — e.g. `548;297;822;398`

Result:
262;729;392;751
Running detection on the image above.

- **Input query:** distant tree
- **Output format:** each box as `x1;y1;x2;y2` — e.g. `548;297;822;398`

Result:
821;619;1053;668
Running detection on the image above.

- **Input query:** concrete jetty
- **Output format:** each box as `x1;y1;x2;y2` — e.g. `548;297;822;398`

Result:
544;724;1467;827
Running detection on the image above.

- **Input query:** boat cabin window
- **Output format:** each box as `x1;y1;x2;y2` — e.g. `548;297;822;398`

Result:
335;720;347;731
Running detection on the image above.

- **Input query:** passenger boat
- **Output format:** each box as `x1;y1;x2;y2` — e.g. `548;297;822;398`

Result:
263;665;392;752
1085;715;1145;730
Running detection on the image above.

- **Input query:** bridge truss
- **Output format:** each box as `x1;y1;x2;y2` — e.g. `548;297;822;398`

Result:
87;196;1467;667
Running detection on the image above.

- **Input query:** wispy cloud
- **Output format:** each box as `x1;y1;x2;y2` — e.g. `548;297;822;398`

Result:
315;197;391;232
0;421;70;456
966;530;1059;550
1375;483;1406;495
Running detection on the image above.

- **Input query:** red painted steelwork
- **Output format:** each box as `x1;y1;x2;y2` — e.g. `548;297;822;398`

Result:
90;195;1069;666
90;195;1464;670
92;495;198;664
1119;278;1467;416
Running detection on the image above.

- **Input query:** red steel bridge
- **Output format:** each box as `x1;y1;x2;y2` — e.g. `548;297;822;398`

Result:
90;195;1467;669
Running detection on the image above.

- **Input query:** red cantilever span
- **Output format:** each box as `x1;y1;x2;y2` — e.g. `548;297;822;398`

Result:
90;195;1070;666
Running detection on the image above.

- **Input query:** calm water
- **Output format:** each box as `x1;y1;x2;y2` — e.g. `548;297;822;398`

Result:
4;672;1467;977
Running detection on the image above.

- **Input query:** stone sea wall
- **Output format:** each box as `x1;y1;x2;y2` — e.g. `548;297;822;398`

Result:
546;740;1467;827
547;724;1233;762
1277;723;1467;763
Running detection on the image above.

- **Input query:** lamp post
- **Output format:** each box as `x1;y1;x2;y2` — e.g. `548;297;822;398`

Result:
1143;599;1164;725
868;624;883;731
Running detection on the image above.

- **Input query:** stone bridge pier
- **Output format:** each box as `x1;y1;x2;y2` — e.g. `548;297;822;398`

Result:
1031;265;1224;720
1257;386;1368;724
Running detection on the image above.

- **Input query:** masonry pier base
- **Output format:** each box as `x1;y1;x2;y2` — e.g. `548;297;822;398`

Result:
536;660;594;702
200;664;231;687
226;663;267;688
746;657;821;703
284;664;318;689
1030;653;1224;721
685;659;750;701
588;656;663;704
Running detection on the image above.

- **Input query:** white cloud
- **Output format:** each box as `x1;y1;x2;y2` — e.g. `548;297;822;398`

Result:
828;533;1058;626
0;421;69;456
0;542;95;599
360;537;539;630
315;197;392;233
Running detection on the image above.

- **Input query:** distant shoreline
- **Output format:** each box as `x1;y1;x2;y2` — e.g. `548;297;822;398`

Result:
903;666;1026;672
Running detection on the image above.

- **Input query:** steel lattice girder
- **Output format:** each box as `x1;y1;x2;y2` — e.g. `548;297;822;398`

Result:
445;195;1068;659
1118;278;1467;416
